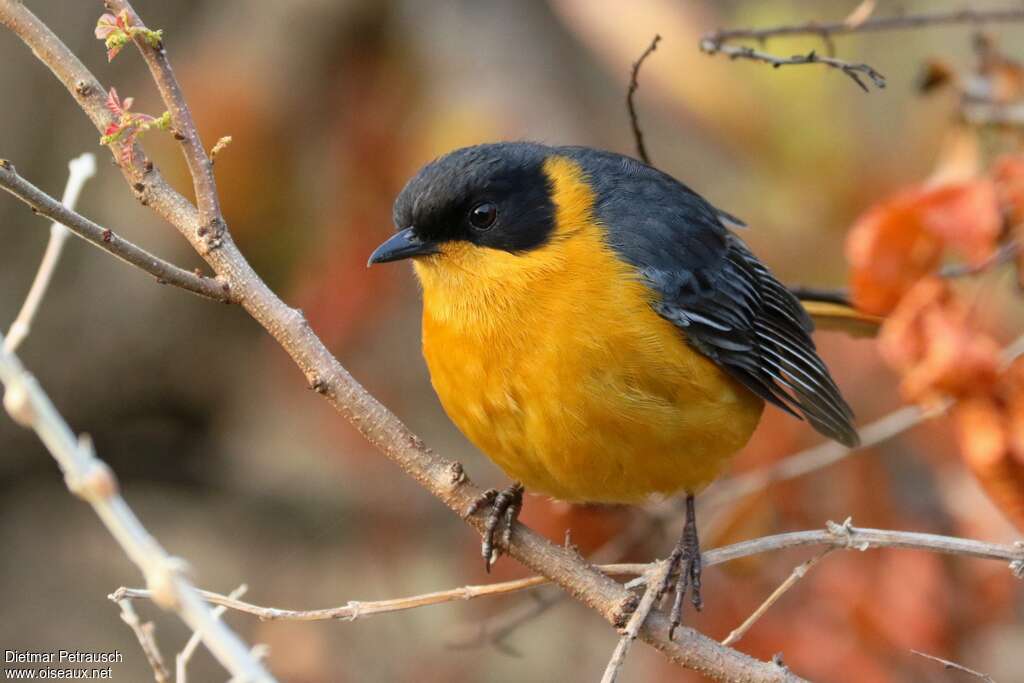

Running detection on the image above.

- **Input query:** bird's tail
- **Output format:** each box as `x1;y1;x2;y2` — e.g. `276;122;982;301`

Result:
792;288;883;338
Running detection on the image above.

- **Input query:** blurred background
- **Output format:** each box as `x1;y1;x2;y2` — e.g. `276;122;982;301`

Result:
1;1;1023;681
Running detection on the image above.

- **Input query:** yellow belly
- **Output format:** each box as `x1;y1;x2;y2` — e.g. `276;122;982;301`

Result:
417;250;764;504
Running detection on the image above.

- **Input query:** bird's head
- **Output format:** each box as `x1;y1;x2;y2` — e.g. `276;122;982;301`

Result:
368;143;578;283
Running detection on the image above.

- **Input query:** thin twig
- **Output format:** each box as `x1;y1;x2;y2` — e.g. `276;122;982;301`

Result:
940;241;1020;278
721;549;833;647
600;560;672;683
701;8;1024;92
627;34;660;165
177;584;248;683
113;575;570;623
447;511;662;653
705;8;1024;44
910;650;996;682
704;403;936;509
5;152;96;353
0;161;227;301
107;1;221;228
705;331;1024;507
446;589;562;656
116;599;170;683
114;520;1024;624
699;41;885;92
0;329;272;682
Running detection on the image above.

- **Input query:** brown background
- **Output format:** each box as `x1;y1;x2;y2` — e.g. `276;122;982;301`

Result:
1;1;1022;681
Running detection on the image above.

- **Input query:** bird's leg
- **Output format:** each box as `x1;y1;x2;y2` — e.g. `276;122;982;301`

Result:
464;482;524;572
665;493;702;639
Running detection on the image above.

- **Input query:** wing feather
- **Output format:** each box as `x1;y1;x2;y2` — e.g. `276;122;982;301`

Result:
571;146;859;447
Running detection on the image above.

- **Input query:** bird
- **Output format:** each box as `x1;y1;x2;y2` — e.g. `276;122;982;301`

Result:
368;142;859;635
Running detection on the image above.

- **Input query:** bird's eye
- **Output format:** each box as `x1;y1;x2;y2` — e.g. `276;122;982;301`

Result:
468;202;497;230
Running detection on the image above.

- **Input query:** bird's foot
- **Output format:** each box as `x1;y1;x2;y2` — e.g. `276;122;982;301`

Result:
464;482;524;572
665;493;702;640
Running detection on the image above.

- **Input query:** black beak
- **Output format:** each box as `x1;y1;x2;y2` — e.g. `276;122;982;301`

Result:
367;227;438;266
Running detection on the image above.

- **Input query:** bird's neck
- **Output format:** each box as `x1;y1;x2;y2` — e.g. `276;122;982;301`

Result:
414;245;567;336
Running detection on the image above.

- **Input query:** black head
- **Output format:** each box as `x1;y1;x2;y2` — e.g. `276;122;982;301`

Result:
368;142;557;265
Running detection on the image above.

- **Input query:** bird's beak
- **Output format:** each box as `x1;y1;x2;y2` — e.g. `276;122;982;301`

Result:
367;227;438;266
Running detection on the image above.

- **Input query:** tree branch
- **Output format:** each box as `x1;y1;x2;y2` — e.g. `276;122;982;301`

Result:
700;7;1024;92
115;598;170;683
107;0;221;228
600;560;672;683
177;584;249;683
721;549;832;647
699;41;885;92
705;8;1024;45
704;331;1024;508
5;152;97;353
113;519;1024;625
0;329;272;682
910;650;995;682
704;403;935;509
0;160;229;301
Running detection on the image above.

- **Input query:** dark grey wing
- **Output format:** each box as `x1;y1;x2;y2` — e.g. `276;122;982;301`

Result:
649;232;858;448
581;149;859;447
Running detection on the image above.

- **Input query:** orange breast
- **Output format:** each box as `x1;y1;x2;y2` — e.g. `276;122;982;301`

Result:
414;154;764;503
420;264;763;503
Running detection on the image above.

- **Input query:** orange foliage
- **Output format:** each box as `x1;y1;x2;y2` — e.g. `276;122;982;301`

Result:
991;155;1024;287
878;278;1001;405
991;155;1024;225
858;145;1024;531
847;180;1001;315
954;359;1024;530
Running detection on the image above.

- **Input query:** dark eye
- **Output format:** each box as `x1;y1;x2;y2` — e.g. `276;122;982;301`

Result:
468;202;497;230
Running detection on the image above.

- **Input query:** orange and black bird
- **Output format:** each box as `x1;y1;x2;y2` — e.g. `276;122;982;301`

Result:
369;142;859;633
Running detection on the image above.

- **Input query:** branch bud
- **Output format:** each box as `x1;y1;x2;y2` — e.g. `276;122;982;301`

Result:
3;380;36;427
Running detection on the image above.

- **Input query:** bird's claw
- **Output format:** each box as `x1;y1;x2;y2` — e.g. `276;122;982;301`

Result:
465;483;524;572
666;494;703;640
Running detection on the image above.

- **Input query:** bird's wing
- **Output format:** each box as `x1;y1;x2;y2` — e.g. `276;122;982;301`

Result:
592;160;859;448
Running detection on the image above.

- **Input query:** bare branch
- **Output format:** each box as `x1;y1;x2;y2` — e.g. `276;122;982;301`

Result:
106;0;222;228
940;240;1021;278
0;160;228;301
115;519;1024;627
600;561;672;683
705;403;935;509
626;34;660;165
0;328;272;681
447;514;661;653
699;41;885;92
112;574;592;623
721;549;832;647
177;584;248;683
700;7;1024;93
446;588;563;655
910;650;995;683
5;153;97;353
705;8;1024;45
116;598;170;683
706;331;1024;507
